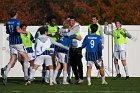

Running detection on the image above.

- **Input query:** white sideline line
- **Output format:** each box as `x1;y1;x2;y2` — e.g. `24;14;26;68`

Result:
48;91;137;93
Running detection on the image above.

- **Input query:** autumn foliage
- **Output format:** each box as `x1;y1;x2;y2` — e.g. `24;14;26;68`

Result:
0;0;140;25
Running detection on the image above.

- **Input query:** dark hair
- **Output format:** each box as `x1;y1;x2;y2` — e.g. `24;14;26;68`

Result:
47;15;57;23
90;24;98;33
20;24;27;29
115;19;122;24
38;27;47;35
92;14;98;20
9;7;17;17
69;15;76;20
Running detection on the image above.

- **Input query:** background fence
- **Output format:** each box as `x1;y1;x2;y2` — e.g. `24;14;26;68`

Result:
0;23;139;77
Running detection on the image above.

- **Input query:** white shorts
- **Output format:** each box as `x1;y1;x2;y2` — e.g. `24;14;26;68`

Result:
87;60;103;69
34;55;52;66
57;53;68;63
114;51;126;60
28;53;35;61
10;44;25;55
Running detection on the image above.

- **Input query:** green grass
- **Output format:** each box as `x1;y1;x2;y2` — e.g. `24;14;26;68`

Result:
0;77;140;93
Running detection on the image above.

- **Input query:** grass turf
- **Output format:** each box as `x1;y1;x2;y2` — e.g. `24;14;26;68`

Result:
0;77;140;93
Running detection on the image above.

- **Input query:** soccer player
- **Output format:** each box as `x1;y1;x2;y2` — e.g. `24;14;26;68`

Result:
104;20;134;79
18;24;35;80
62;15;84;84
53;20;82;84
25;27;69;86
1;7;29;85
81;24;108;85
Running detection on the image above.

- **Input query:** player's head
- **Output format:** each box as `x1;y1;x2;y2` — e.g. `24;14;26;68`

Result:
115;19;122;28
9;7;18;18
90;24;98;33
38;27;48;35
48;15;57;26
69;15;76;26
63;20;71;29
91;14;98;24
20;24;27;31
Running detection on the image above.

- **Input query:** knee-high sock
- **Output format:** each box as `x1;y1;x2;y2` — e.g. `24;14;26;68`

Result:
115;64;120;74
24;62;29;77
53;70;58;81
49;69;53;83
5;64;12;76
63;71;67;82
124;65;129;76
29;69;35;80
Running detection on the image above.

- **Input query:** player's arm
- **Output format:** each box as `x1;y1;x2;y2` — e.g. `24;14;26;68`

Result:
81;36;87;48
70;34;82;41
30;33;35;43
121;28;137;41
104;22;113;36
62;25;80;36
50;37;69;50
35;39;43;56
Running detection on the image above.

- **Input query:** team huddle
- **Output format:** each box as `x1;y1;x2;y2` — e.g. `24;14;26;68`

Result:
1;7;135;86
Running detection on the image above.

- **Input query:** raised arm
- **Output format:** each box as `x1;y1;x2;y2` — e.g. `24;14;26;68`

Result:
50;37;69;50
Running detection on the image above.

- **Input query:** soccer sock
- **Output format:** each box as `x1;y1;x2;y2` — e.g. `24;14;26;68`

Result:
29;69;35;80
29;66;33;75
49;69;53;83
63;71;67;82
101;76;105;82
87;77;91;84
5;64;12;76
3;65;8;71
115;64;120;74
124;65;129;76
45;70;50;78
53;70;58;81
24;62;29;77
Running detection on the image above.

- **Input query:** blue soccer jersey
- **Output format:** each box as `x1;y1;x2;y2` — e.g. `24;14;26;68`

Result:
82;34;102;61
6;18;22;45
56;32;77;54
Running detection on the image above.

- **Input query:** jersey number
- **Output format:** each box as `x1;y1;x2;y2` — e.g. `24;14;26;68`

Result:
90;40;94;48
8;25;14;33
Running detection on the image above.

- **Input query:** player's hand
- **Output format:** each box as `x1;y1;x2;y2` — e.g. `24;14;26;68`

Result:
102;44;104;50
104;22;108;26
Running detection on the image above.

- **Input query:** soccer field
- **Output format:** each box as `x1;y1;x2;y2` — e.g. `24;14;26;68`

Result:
0;77;140;93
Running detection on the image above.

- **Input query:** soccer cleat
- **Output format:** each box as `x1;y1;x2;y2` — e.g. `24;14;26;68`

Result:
68;79;73;84
126;76;129;79
1;68;4;78
49;82;54;86
78;79;84;84
88;82;91;86
25;81;31;85
102;80;108;85
45;78;50;84
114;74;121;80
62;81;69;85
3;74;7;85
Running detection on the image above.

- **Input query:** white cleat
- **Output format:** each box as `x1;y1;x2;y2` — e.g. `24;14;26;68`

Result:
62;81;69;85
88;82;91;86
101;81;108;85
25;81;31;85
49;82;54;86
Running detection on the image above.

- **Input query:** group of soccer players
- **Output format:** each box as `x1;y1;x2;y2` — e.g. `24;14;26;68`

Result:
1;7;136;86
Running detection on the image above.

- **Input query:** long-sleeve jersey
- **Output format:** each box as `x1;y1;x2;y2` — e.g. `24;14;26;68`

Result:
82;34;102;61
35;35;69;56
56;30;77;54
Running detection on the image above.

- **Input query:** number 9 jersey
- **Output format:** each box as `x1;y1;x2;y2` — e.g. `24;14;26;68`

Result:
81;34;102;61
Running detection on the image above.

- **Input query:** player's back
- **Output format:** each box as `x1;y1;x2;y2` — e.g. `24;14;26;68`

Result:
6;18;20;36
83;34;102;52
6;18;22;45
